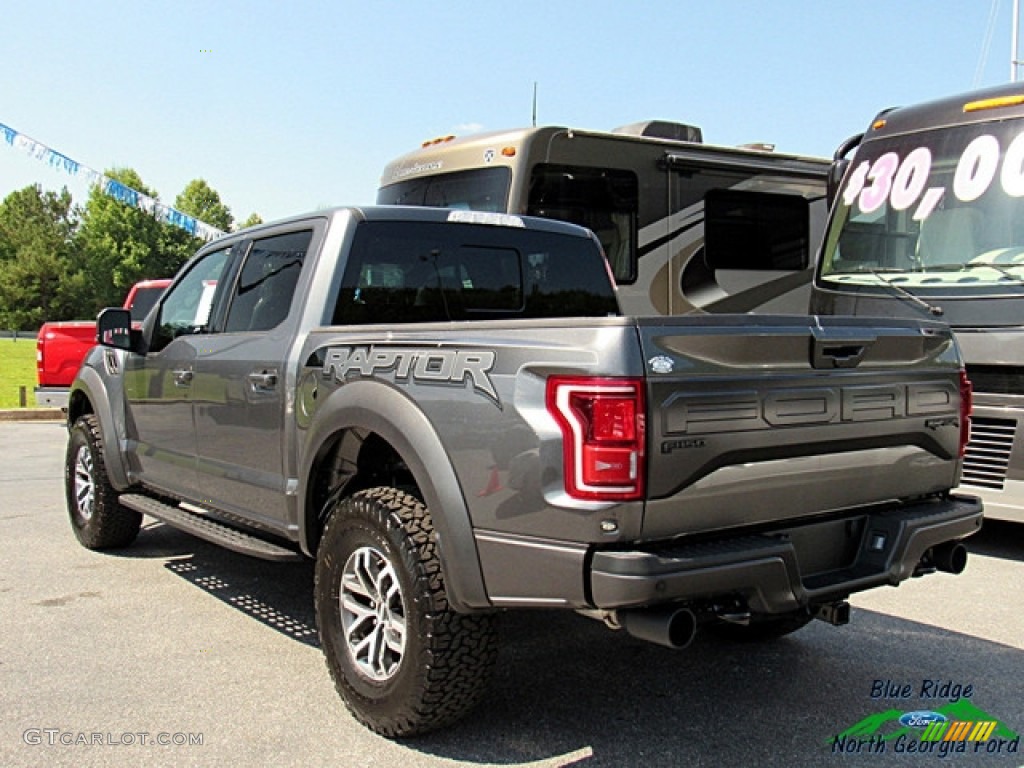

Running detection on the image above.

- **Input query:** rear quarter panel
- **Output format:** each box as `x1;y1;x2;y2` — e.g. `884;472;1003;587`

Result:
297;318;647;543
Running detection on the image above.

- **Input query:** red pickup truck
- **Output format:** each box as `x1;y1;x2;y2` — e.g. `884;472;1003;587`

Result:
35;279;170;408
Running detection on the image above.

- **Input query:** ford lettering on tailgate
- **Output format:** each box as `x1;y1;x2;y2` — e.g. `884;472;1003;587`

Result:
662;381;958;435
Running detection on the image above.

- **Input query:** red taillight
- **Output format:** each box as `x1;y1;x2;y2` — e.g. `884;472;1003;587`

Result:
959;368;973;459
546;376;645;501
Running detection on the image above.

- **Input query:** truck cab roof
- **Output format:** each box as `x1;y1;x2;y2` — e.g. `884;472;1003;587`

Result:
233;205;600;242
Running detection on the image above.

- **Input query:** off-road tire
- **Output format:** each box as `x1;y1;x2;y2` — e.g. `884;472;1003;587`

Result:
65;414;141;549
315;486;498;737
708;609;814;642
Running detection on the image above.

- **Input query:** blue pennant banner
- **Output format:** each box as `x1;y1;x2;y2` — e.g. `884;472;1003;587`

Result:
0;120;225;242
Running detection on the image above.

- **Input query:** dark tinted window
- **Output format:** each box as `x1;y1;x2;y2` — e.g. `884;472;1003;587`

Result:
377;167;511;212
224;230;312;332
332;221;618;325
527;164;638;283
704;190;810;270
128;286;165;321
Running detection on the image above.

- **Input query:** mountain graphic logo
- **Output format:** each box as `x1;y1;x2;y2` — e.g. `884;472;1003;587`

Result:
830;700;1019;745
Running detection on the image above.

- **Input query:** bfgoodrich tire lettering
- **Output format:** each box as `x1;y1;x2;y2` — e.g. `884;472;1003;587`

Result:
315;486;497;737
65;414;141;549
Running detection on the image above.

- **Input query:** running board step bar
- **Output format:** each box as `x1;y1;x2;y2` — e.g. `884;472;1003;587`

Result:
120;494;303;562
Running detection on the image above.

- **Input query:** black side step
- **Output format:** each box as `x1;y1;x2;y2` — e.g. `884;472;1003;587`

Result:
120;494;303;563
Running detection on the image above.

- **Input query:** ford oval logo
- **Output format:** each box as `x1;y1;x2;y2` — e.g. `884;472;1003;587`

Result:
899;711;948;728
648;355;674;374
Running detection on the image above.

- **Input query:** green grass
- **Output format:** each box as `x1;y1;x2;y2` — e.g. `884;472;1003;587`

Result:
0;337;39;408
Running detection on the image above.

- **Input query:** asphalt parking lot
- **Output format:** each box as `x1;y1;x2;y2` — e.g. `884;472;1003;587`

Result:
1;419;1022;768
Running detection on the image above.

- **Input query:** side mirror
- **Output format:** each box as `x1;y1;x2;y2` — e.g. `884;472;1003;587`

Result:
826;159;849;209
827;133;863;209
96;307;133;350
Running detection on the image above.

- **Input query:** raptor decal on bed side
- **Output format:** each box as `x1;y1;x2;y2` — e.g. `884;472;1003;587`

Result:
322;346;499;403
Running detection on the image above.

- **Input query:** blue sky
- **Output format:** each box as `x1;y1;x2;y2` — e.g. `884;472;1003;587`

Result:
0;1;1018;226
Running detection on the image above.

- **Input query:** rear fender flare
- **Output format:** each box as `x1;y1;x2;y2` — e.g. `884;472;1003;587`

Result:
298;379;489;611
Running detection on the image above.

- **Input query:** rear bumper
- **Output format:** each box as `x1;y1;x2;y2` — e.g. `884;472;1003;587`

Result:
34;387;69;409
589;494;983;613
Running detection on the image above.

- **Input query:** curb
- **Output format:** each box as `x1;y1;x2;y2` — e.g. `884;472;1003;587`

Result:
0;408;64;422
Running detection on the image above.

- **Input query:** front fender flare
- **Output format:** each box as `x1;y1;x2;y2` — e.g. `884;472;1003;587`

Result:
68;358;132;491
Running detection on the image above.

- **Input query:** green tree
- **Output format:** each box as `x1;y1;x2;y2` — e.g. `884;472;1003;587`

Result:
75;168;167;311
0;173;244;328
175;179;233;232
239;212;263;230
158;178;236;275
0;184;87;329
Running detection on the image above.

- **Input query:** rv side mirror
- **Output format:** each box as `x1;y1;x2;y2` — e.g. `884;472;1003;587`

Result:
827;159;849;209
96;307;132;350
827;132;864;209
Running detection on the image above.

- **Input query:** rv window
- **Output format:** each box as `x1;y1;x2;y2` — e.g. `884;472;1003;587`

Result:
527;164;638;284
704;190;810;271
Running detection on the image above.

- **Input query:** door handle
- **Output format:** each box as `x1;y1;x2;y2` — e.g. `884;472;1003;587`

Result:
248;370;278;392
172;368;193;387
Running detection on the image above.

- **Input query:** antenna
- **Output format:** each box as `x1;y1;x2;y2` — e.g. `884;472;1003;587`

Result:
1015;0;1021;81
532;82;538;127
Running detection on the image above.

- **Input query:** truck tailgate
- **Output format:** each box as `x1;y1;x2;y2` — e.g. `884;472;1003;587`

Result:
37;321;97;388
638;314;965;539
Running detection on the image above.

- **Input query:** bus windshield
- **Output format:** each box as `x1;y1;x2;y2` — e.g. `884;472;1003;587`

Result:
377;167;510;212
819;120;1024;292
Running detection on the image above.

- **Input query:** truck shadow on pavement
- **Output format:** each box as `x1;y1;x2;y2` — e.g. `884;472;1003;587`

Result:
128;518;1023;768
966;519;1024;562
133;520;320;647
422;610;1023;767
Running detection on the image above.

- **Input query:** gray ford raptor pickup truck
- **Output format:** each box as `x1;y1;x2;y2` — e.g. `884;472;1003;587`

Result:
65;205;981;737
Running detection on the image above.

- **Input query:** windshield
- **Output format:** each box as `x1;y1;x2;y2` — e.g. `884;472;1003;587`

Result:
376;166;510;212
819;120;1024;293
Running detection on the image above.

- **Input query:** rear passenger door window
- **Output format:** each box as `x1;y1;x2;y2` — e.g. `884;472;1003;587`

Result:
224;230;312;332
